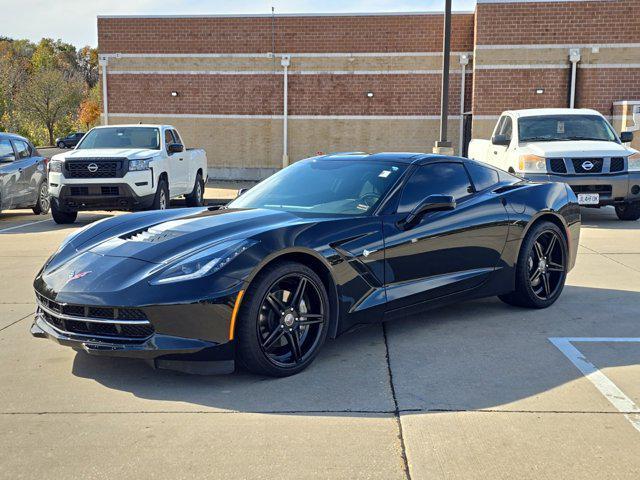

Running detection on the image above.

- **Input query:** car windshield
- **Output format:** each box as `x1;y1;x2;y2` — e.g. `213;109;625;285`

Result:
518;115;618;143
228;158;407;215
76;127;160;150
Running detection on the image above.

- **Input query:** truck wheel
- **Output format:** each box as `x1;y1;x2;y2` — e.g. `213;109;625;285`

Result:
32;181;50;215
151;179;169;210
51;199;77;224
615;203;640;221
185;173;204;207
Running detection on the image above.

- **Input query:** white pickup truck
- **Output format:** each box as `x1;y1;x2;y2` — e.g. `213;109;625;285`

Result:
468;108;640;220
48;124;208;224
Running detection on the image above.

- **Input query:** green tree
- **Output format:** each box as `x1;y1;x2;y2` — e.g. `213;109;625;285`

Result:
77;46;99;88
17;68;83;145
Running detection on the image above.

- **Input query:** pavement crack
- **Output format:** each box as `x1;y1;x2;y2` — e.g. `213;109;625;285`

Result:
382;322;411;480
0;312;34;332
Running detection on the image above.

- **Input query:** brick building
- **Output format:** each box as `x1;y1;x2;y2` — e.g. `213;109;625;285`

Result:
97;0;640;180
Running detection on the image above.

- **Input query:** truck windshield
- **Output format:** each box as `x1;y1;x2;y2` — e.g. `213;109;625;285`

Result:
228;158;407;216
518;115;618;143
76;127;160;150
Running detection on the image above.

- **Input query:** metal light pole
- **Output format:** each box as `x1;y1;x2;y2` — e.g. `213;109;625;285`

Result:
434;0;454;155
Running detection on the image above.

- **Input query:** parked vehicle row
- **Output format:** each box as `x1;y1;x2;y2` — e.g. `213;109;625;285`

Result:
468;108;640;220
0;133;50;215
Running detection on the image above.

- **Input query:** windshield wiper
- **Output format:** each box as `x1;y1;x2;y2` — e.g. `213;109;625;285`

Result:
563;136;609;141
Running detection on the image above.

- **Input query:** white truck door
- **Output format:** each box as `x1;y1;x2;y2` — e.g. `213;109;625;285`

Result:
165;129;188;195
171;129;193;192
489;115;513;171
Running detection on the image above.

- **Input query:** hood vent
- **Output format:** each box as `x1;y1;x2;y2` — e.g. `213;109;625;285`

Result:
121;227;184;243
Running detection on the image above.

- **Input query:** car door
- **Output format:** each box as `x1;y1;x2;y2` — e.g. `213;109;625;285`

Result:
489;115;513;171
382;161;510;313
171;129;193;191
165;129;187;195
12;139;40;205
0;139;21;209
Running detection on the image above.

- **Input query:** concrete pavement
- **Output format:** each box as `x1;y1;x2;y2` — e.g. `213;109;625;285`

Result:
0;203;639;479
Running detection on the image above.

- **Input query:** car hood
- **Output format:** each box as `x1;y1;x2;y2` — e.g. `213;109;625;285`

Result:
80;207;312;265
51;148;160;161
522;140;631;158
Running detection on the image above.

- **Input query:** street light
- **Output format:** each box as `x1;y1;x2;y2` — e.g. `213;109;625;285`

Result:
434;0;453;155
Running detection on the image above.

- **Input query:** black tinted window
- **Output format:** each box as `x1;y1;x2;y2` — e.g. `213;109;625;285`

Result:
467;163;499;191
398;163;472;213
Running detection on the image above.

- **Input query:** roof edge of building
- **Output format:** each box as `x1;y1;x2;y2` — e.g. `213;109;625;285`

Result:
97;11;476;20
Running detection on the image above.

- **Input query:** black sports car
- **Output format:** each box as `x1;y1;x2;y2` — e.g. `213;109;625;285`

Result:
32;153;580;376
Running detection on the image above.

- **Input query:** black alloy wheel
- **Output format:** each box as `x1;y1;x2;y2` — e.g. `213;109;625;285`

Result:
237;261;330;377
499;221;568;308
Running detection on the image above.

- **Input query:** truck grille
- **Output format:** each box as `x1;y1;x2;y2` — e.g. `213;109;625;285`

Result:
572;158;603;174
610;157;625;173
570;185;612;196
65;159;124;179
35;292;153;340
549;158;567;173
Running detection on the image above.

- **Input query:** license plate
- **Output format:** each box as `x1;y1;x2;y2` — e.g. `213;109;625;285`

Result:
577;193;599;205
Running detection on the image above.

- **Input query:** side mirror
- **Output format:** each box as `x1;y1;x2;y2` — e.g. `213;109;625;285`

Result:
491;134;511;146
620;131;634;143
401;194;456;229
168;143;184;153
237;188;248;198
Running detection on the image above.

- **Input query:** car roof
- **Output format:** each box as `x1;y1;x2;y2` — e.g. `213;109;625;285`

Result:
90;124;173;129
506;108;603;118
0;132;29;142
315;152;465;165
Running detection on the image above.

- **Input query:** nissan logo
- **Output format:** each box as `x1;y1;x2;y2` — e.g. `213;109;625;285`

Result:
87;163;99;173
581;161;594;171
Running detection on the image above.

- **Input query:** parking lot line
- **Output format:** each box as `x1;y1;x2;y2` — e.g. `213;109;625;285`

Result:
550;337;640;433
0;218;53;234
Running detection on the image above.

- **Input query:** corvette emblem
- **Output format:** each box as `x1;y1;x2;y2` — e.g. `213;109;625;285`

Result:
87;163;99;173
581;160;594;171
67;271;92;281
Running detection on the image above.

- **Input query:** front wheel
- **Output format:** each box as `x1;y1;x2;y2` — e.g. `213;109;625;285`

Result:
615;203;640;221
32;181;50;215
499;221;568;309
151;179;169;210
51;199;77;224
185;173;204;207
237;261;330;377
57;141;65;149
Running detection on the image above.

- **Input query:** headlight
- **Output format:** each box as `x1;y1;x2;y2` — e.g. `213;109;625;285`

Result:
149;239;257;285
628;152;640;172
49;160;62;173
128;158;152;171
518;154;547;173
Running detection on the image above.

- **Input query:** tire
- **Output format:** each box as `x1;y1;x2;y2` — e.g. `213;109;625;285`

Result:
185;173;204;207
615;203;640;221
57;141;65;149
51;199;77;224
237;261;330;377
32;181;50;215
151;179;169;210
499;221;568;309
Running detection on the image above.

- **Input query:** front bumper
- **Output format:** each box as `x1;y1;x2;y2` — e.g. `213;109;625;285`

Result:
53;183;155;212
524;172;640;206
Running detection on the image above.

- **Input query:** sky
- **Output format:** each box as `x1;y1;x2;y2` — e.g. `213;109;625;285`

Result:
4;0;477;48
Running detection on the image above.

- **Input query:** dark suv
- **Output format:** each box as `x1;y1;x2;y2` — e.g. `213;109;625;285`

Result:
0;133;50;215
55;132;85;149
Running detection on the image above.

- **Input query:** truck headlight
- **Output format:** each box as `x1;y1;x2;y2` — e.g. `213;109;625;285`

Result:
128;158;152;171
49;160;62;173
518;154;547;174
149;239;257;285
628;152;640;172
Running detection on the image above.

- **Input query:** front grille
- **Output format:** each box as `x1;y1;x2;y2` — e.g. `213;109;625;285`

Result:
70;186;89;196
571;185;612;195
65;159;123;179
572;158;603;174
36;292;153;340
101;186;119;196
610;157;625;173
549;158;567;173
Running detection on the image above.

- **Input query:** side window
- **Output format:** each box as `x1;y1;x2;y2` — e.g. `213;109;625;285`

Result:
0;140;15;162
164;130;175;152
397;163;472;213
466;163;499;191
171;129;182;145
500;116;513;141
13;140;31;159
493;116;506;137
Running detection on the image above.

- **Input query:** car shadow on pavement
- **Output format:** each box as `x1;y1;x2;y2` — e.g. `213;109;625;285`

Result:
69;284;640;414
580;206;640;230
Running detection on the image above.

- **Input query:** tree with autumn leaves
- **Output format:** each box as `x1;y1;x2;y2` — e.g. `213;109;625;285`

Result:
0;37;100;146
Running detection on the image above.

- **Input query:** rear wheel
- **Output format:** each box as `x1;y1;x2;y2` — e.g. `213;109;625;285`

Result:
51;199;77;224
237;261;330;377
32;181;50;215
499;221;567;308
57;141;65;149
185;173;204;207
615;203;640;221
151;179;169;210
